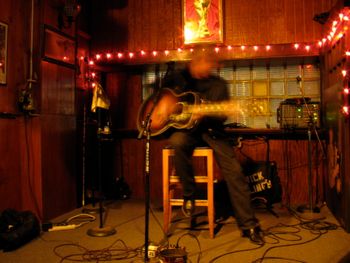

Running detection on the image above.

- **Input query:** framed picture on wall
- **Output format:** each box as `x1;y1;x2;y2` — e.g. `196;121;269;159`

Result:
0;21;8;85
183;0;223;45
43;25;76;68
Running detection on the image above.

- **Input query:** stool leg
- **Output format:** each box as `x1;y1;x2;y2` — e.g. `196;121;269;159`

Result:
163;150;170;235
207;151;215;238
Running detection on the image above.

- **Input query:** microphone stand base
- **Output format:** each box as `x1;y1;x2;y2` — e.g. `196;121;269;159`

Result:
131;258;161;263
87;226;116;237
82;205;104;214
295;204;324;221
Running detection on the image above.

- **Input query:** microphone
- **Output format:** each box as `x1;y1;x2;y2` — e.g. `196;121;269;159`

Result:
296;75;302;83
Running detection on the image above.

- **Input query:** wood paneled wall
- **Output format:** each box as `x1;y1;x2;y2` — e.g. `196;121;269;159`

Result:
40;61;77;220
0;0;41;217
322;2;350;232
0;0;79;221
90;0;337;53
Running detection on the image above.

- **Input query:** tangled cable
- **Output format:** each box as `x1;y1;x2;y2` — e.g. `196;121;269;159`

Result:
53;239;140;262
208;210;340;263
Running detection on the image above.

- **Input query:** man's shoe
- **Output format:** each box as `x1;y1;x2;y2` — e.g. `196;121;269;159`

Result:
242;226;265;245
182;198;195;217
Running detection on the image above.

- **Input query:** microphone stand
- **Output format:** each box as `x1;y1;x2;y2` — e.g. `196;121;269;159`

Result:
138;85;166;262
81;64;100;214
137;63;173;262
138;115;152;262
137;65;172;262
295;76;325;217
87;108;116;237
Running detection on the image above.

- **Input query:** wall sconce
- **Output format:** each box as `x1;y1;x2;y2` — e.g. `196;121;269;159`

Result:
58;0;81;29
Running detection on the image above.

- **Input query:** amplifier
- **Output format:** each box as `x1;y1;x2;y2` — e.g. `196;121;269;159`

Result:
277;100;321;129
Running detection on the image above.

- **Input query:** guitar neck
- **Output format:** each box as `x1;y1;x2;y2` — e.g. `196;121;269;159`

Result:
184;100;266;116
186;102;238;115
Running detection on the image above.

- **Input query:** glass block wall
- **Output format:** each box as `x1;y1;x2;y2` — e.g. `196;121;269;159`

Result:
218;63;320;128
142;62;321;129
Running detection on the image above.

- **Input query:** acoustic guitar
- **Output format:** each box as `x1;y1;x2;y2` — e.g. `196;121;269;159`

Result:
137;88;267;137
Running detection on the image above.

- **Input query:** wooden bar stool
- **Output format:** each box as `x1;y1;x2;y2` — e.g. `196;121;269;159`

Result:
162;147;215;238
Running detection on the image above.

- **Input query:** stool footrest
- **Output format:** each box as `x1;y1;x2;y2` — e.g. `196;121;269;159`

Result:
163;147;215;238
169;199;209;206
170;176;214;183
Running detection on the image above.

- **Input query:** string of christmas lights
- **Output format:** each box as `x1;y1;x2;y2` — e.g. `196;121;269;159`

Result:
80;7;350;117
341;67;350;117
84;8;350;64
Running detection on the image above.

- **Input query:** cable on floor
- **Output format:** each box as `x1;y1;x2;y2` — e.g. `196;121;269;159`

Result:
251;210;341;263
42;213;96;232
174;232;202;263
208;244;264;263
208;211;341;263
53;239;140;262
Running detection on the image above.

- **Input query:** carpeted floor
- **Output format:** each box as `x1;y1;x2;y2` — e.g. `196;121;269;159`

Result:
1;199;350;263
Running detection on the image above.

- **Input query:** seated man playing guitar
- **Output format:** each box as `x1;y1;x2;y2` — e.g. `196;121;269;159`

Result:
161;49;265;245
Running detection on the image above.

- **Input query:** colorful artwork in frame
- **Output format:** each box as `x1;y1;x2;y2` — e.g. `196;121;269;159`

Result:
0;22;8;85
183;0;223;45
